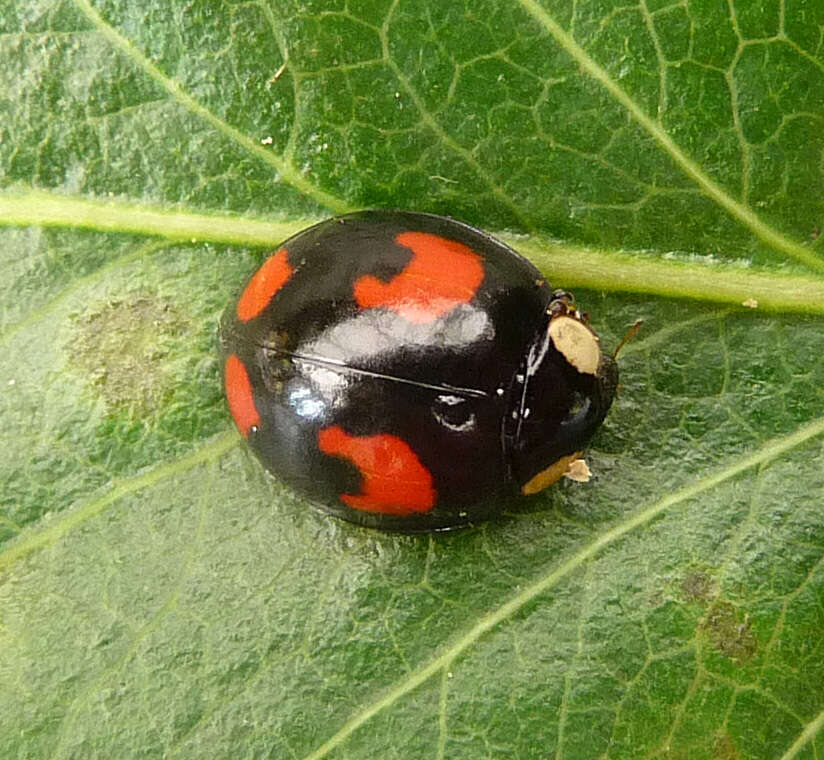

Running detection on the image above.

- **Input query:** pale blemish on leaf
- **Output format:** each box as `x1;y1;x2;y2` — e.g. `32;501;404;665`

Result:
681;568;715;604
70;295;185;414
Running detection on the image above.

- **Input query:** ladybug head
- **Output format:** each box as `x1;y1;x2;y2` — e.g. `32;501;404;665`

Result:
508;298;618;496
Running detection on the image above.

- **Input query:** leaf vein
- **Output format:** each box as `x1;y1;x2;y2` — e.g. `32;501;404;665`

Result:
70;0;351;214
514;0;824;272
301;416;824;760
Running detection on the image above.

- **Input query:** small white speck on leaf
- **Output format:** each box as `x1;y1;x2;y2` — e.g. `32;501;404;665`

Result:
269;61;287;84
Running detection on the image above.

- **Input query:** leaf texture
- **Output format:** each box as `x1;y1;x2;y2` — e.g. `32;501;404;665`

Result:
1;1;823;758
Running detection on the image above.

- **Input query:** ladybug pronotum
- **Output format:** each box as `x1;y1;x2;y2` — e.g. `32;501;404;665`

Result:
219;210;618;532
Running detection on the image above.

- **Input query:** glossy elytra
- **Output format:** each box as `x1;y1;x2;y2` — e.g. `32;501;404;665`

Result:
219;210;618;532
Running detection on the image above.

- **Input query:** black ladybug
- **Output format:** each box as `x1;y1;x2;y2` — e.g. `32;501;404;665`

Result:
219;211;618;531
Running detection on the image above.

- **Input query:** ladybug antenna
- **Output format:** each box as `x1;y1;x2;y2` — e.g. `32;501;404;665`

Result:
612;320;643;359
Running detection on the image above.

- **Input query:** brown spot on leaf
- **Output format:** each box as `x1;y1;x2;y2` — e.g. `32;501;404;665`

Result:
713;731;741;760
701;602;757;662
681;569;715;604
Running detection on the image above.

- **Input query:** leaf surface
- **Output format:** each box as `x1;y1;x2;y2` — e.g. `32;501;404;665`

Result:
1;1;824;758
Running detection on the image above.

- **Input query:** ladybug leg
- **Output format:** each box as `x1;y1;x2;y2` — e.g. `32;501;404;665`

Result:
548;290;584;321
550;289;574;304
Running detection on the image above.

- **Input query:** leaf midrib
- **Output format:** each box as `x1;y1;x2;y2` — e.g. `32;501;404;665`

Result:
67;0;824;273
3;192;824;314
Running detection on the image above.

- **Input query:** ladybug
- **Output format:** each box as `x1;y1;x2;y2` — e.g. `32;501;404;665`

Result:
219;210;618;532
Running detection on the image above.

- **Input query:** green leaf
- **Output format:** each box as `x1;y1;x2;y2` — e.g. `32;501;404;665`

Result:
1;1;823;759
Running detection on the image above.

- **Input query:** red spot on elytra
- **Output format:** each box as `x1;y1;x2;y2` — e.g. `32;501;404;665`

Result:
353;232;484;323
224;354;260;437
317;426;436;515
236;248;294;322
